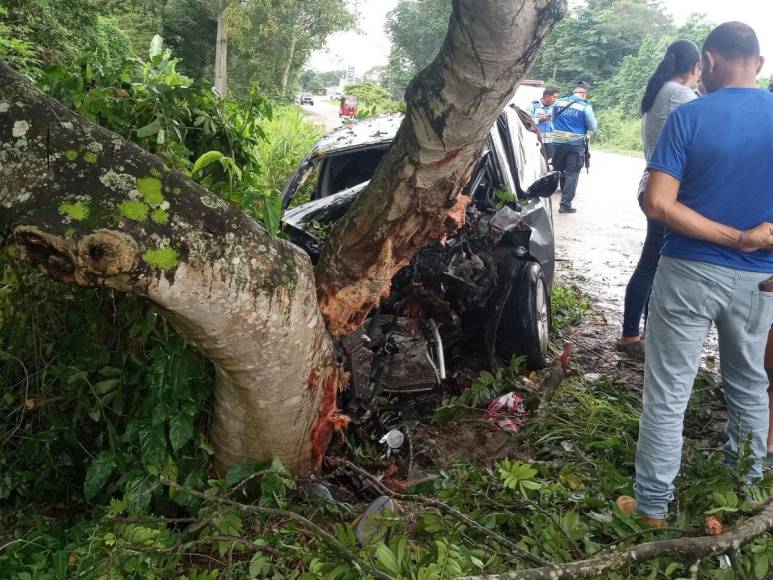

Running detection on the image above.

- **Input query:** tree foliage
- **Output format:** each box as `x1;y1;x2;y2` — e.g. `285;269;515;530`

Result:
383;0;452;98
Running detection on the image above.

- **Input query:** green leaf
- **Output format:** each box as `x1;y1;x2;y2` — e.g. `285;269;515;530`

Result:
192;150;225;174
755;554;769;578
169;412;194;451
224;458;259;488
125;472;154;515
149;35;163;59
262;192;283;237
136;118;161;139
249;552;271;578
93;378;120;395
84;451;116;500
376;543;401;575
139;422;167;466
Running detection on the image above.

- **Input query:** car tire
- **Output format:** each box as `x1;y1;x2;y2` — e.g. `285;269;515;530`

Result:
495;262;550;369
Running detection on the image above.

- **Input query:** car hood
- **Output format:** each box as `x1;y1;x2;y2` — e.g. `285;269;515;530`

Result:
314;114;403;156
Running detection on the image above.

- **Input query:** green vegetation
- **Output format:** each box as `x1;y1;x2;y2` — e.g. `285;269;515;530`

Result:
551;281;592;331
345;83;404;118
593;109;643;155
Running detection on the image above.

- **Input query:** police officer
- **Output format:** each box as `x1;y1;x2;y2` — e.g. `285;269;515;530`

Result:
527;87;558;159
552;81;598;213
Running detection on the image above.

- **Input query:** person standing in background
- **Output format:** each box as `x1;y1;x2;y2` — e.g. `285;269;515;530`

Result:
617;40;702;358
551;81;597;214
528;87;558;160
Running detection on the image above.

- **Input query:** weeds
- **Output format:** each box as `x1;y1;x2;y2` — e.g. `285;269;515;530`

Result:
551;281;591;331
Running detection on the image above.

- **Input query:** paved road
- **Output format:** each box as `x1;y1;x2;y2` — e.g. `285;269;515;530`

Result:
551;150;647;316
300;99;342;132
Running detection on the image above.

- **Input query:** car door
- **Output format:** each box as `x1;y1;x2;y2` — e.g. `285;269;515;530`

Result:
492;109;556;288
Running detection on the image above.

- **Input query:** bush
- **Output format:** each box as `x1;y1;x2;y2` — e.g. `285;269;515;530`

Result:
593;108;643;155
344;82;404;117
253;105;323;195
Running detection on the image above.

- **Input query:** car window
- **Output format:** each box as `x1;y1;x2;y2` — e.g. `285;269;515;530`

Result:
317;147;388;199
488;117;517;196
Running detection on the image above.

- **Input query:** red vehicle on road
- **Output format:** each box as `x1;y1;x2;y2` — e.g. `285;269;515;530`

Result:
339;95;359;118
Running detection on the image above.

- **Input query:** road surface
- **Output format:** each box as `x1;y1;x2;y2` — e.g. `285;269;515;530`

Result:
300;99;342;132
551;150;647;315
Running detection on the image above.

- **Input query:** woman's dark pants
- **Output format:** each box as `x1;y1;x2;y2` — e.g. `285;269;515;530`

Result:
622;218;666;338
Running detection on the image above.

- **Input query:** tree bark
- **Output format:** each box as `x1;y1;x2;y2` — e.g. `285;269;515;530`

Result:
281;32;298;96
0;62;342;474
316;0;567;336
214;0;230;97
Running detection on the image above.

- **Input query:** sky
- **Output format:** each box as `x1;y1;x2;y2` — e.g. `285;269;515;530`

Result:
308;0;773;77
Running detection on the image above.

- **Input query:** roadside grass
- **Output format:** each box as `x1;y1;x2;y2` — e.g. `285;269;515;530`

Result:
593;108;643;157
551;280;591;331
3;268;773;578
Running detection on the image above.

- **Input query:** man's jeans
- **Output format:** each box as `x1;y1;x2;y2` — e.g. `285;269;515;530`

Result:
552;142;585;209
635;256;773;518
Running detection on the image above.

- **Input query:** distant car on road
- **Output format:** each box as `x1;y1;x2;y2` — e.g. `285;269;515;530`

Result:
299;93;314;106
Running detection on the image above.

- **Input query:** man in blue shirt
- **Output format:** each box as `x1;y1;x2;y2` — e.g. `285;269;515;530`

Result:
626;22;773;527
551;81;598;213
527;87;558;159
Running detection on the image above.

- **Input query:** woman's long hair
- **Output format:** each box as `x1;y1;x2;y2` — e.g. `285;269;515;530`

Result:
641;40;700;115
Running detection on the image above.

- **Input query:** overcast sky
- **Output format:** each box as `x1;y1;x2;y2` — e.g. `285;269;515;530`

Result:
308;0;773;76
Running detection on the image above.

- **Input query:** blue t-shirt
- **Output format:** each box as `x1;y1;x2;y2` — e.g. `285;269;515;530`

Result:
648;87;773;273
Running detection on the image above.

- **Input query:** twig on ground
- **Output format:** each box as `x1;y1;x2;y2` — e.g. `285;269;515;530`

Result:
457;501;773;579
330;458;551;568
159;478;394;580
537;343;573;417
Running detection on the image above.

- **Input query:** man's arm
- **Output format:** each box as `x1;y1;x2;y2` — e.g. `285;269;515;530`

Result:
643;170;773;252
584;105;598;132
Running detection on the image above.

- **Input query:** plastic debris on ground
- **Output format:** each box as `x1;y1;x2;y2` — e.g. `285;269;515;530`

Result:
483;392;527;432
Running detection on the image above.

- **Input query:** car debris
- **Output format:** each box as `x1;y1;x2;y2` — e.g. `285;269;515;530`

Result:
355;495;398;546
282;107;560;429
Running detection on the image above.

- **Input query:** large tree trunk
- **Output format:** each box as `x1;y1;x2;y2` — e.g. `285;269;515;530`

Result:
214;0;229;97
0;63;343;474
316;0;566;335
0;0;565;474
281;32;298;96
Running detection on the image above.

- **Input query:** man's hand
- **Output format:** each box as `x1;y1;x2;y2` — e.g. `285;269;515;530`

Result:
645;171;773;252
539;114;552;121
738;222;773;252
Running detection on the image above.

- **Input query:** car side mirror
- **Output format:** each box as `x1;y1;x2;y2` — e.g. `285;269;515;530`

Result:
526;171;560;199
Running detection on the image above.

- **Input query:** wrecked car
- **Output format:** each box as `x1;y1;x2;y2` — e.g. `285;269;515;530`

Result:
281;107;558;414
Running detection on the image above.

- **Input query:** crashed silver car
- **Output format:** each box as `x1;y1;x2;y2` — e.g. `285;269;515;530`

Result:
282;107;558;405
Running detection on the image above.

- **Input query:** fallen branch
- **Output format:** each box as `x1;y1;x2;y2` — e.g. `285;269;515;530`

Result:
537;343;573;417
457;502;773;579
159;478;393;580
329;458;551;568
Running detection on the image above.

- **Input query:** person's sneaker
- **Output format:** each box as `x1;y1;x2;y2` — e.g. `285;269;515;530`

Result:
616;495;666;528
558;206;577;214
616;339;645;361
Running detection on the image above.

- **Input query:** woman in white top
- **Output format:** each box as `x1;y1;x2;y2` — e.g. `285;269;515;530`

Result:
617;40;701;358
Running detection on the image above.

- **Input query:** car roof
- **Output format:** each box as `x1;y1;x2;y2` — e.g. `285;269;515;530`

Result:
313;114;404;156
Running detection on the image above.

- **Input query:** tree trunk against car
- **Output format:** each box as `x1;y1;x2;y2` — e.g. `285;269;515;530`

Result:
214;0;230;96
0;62;344;474
316;0;566;335
281;32;298;96
0;0;565;473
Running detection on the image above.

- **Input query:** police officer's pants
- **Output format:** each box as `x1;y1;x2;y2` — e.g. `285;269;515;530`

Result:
553;142;585;209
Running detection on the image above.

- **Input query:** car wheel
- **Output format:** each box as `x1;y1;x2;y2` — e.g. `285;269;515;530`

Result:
495;262;550;369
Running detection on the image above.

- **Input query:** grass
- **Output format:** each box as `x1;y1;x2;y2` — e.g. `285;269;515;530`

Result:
254;105;323;195
593;108;643;156
551;281;591;331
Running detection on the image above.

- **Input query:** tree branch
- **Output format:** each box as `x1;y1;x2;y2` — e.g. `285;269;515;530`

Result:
330;458;551;568
158;478;394;580
458;502;773;579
